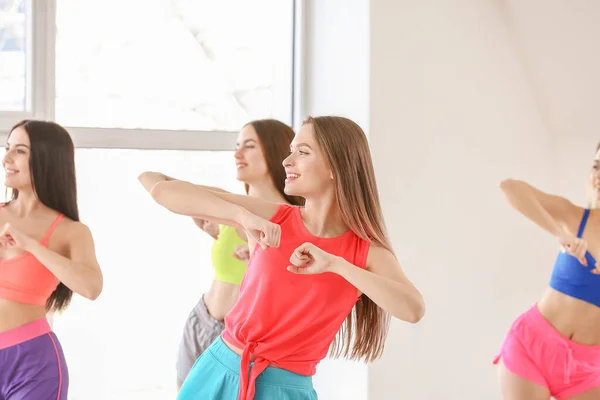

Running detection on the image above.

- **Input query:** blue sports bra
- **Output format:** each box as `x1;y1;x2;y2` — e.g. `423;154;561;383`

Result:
549;209;600;307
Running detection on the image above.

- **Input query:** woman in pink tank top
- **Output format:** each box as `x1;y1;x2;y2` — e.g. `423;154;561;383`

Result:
140;116;425;400
0;120;103;400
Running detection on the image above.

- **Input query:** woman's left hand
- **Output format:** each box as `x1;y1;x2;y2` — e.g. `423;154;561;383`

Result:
232;244;250;263
0;223;36;251
193;218;220;240
287;242;338;275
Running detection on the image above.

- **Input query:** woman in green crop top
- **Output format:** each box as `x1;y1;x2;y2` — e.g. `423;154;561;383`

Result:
142;119;303;389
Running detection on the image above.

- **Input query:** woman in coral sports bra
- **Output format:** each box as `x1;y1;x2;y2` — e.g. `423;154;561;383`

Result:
139;116;425;400
0;120;103;400
494;143;600;400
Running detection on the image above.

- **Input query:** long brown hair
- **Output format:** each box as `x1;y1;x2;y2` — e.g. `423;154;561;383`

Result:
7;120;78;312
305;115;391;362
244;119;304;206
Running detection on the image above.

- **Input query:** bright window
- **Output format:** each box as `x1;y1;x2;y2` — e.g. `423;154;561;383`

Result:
54;0;295;131
52;149;242;399
0;0;29;111
0;1;302;398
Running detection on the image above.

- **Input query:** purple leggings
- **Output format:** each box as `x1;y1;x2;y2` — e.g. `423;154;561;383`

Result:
0;318;68;400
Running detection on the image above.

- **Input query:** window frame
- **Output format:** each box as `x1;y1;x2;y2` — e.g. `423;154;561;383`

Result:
0;0;54;128
0;0;305;151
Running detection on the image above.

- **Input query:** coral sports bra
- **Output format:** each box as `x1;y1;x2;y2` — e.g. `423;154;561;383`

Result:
0;204;64;306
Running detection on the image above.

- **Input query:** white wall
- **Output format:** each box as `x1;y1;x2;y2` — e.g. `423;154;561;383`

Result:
502;0;600;202
368;0;596;399
302;0;370;399
303;0;600;398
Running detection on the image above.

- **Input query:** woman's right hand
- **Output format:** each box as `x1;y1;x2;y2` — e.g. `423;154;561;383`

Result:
558;234;589;266
239;211;280;250
193;218;220;240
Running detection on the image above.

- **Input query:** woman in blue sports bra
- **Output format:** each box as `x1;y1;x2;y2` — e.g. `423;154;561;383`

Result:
493;143;600;400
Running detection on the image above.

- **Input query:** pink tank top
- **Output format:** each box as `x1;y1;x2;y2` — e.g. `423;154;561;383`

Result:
222;204;371;400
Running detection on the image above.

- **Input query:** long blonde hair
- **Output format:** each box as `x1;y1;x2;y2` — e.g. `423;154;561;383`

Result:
587;142;600;209
305;116;391;362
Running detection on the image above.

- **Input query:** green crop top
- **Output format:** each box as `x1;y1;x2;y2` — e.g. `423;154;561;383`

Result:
211;225;248;285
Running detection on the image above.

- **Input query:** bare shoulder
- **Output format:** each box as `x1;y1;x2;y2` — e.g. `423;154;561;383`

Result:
365;244;399;272
556;196;580;214
562;203;589;235
363;243;415;290
57;217;94;242
366;243;388;261
50;217;100;267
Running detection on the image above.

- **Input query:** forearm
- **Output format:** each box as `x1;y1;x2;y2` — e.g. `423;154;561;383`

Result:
138;172;230;194
150;180;247;224
28;242;103;300
196;185;231;194
499;179;565;236
331;258;425;323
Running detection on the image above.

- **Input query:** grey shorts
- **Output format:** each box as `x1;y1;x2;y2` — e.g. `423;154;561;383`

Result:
176;295;225;387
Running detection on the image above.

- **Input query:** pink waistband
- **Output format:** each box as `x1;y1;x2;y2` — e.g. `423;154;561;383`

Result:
0;318;52;350
527;304;600;351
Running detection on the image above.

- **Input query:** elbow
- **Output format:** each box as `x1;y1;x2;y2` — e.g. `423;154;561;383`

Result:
138;171;171;195
149;181;169;203
498;179;522;200
392;292;425;324
86;289;101;301
149;181;192;215
82;283;102;301
137;171;155;187
84;274;103;301
498;178;526;193
407;296;426;324
498;178;516;191
137;171;149;182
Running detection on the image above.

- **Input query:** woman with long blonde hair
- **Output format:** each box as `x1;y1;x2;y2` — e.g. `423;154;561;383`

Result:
139;116;425;400
174;119;303;388
494;143;600;400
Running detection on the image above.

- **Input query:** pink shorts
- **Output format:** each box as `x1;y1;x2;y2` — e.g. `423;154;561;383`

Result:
494;305;600;399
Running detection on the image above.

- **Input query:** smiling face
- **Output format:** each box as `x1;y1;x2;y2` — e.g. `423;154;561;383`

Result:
589;147;600;207
282;123;333;198
3;126;32;190
233;124;269;185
